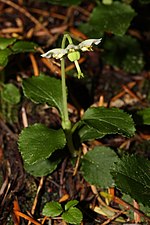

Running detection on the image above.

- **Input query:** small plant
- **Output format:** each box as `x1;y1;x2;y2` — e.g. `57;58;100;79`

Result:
42;200;83;224
18;33;150;223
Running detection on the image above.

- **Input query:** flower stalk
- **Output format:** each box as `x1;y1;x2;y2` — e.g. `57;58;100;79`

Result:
41;34;102;155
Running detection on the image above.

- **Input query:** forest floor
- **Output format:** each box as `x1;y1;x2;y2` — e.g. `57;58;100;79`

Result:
0;1;150;225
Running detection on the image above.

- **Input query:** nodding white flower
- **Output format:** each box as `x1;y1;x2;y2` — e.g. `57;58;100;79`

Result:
78;38;102;51
41;38;102;60
41;48;67;59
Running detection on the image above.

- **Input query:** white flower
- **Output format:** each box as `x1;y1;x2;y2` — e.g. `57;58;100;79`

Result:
78;38;102;51
41;38;102;60
41;48;67;59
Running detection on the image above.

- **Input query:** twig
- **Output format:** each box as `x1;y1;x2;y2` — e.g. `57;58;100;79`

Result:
110;82;136;102
122;84;142;102
14;211;42;225
101;209;127;225
28;177;44;225
21;107;28;128
133;200;141;223
114;196;150;222
73;148;82;176
13;196;21;225
41;58;61;76
29;53;39;76
98;95;104;107
91;185;120;213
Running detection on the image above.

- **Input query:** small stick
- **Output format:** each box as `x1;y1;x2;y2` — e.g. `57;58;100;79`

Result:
69;27;88;40
13;197;21;225
29;53;39;76
21;107;28;128
41;216;48;225
41;58;61;76
101;209;127;225
14;211;42;225
1;27;23;33
98;95;104;107
73;148;82;176
111;82;136;102
91;185;120;213
122;84;142;102
133;200;141;223
114;196;150;222
28;177;44;225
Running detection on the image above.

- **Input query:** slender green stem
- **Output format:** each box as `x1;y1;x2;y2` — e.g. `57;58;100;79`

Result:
60;34;77;155
61;34;72;130
61;33;73;47
61;58;71;130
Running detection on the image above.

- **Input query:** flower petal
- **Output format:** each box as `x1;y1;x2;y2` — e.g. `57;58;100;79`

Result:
41;48;67;59
66;44;79;51
78;38;102;51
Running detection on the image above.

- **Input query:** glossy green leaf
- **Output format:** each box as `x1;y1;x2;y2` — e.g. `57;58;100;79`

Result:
24;148;65;176
111;155;150;206
43;201;63;217
36;0;82;6
65;200;79;211
22;75;64;118
0;37;16;50
11;41;38;53
137;108;150;125
1;83;20;104
62;207;83;224
78;124;105;142
79;2;136;37
81;146;118;187
79;107;135;141
0;49;12;67
18;123;66;165
103;35;145;73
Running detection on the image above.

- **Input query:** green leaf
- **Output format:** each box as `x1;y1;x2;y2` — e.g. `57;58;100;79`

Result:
81;146;118;187
24;148;65;176
1;83;20;104
0;37;16;50
35;0;82;6
111;155;150;206
18;123;66;165
78;124;105;142
102;35;145;73
137;108;150;125
11;41;38;53
79;2;136;37
22;75;64;118
62;207;83;224
0;49;12;67
42;201;63;217
65;200;79;211
79;107;135;141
